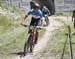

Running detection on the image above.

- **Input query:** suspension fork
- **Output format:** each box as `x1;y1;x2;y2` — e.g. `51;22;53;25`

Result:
45;15;49;26
34;29;39;44
30;31;35;52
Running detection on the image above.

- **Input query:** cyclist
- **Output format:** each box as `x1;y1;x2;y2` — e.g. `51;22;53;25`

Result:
21;3;43;44
42;6;50;16
42;6;50;26
72;10;75;29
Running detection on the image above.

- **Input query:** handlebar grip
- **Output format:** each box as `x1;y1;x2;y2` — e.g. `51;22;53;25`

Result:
21;24;27;27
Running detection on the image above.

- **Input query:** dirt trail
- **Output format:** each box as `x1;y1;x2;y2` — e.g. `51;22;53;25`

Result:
15;16;64;59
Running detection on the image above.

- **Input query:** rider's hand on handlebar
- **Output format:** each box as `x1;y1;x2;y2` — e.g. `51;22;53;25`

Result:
21;22;23;25
20;20;25;26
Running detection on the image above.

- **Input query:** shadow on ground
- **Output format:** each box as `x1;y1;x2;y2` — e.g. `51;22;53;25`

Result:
10;52;24;56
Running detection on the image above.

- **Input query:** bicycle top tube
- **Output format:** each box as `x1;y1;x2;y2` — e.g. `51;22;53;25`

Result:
30;26;42;30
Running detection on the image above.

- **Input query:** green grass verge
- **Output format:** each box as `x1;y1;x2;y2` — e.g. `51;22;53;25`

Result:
55;12;73;16
0;15;21;34
38;21;75;59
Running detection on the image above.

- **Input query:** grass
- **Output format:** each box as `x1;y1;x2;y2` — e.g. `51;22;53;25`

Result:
0;2;25;35
0;15;21;34
55;12;73;16
0;2;8;9
0;15;13;34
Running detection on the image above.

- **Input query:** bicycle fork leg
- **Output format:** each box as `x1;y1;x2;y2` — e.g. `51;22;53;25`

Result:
45;17;49;26
34;31;38;44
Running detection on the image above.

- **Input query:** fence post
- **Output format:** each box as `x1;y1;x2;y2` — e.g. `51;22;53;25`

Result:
60;36;68;59
68;25;73;59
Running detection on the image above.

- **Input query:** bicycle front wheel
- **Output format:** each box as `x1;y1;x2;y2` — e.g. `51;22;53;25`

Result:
45;16;49;26
24;43;27;56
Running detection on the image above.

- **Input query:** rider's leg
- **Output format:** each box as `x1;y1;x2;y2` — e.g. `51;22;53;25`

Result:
34;19;40;44
28;17;35;33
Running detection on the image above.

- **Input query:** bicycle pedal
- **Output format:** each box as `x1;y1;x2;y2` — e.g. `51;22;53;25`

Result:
20;54;26;57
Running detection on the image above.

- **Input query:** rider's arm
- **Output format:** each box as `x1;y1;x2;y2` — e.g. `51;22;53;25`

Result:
24;15;28;21
21;10;32;24
48;10;50;16
21;15;29;25
47;8;50;16
40;10;44;26
40;13;44;26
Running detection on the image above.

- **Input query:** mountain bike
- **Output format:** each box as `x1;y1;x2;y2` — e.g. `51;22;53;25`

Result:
21;24;42;56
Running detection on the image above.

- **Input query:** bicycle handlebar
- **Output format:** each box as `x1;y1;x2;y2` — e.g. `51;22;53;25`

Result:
21;24;28;27
21;24;43;29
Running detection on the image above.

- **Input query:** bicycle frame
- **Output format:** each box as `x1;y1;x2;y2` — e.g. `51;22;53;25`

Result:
21;25;40;56
31;26;39;44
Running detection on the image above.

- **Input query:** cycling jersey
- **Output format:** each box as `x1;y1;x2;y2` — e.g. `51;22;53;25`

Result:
28;9;42;19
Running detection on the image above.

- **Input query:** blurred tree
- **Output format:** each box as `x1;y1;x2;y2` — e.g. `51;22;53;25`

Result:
31;0;55;15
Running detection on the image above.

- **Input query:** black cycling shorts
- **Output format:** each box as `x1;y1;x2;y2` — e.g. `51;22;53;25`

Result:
30;17;40;26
